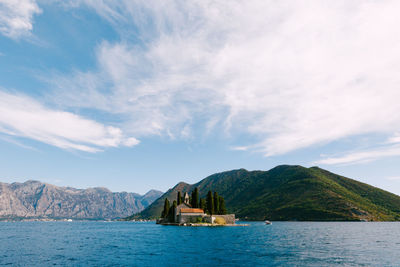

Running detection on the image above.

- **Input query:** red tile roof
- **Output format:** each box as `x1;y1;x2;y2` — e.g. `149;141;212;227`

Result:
180;208;204;213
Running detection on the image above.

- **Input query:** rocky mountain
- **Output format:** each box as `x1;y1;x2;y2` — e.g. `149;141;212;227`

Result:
0;180;162;220
130;165;400;221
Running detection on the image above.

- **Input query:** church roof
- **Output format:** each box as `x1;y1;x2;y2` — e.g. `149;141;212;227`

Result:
180;208;204;214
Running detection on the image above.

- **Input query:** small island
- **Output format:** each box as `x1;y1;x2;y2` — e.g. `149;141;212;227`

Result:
156;188;238;226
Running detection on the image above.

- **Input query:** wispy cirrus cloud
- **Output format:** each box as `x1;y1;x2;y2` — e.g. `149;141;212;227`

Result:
315;144;400;165
316;134;400;165
0;0;41;39
387;133;400;144
0;90;139;152
43;1;400;162
386;176;400;181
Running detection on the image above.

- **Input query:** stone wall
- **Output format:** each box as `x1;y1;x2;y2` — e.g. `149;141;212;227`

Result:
202;215;213;223
176;214;236;224
179;214;207;224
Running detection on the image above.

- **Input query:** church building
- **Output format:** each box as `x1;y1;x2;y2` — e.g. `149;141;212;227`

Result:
174;192;205;223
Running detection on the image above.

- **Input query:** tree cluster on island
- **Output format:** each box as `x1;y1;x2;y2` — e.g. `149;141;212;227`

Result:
160;188;227;220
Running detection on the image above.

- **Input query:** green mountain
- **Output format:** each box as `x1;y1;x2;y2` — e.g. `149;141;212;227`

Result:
126;165;400;221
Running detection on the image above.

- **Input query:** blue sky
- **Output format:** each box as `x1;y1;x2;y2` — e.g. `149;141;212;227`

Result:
1;1;400;195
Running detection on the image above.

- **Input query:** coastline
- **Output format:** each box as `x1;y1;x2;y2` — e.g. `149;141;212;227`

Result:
159;222;248;226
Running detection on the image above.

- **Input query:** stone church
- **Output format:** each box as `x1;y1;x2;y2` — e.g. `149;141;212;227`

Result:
174;192;206;223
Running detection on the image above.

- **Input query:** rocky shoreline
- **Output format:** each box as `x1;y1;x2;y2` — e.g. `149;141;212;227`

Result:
159;222;248;226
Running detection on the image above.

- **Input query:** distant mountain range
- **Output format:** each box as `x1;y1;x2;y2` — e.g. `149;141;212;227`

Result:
0;180;162;220
129;165;400;221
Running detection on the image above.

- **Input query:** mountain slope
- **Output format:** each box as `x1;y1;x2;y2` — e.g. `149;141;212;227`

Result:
129;165;400;221
0;180;162;220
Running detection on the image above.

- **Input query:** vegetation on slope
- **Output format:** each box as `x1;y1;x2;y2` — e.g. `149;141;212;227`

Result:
126;165;400;221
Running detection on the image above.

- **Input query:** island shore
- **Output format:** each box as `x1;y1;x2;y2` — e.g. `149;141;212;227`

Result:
160;222;248;226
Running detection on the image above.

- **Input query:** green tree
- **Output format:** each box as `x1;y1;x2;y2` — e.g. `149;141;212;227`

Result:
169;200;177;222
161;198;170;218
191;187;199;208
213;192;219;215
200;198;206;211
218;196;227;215
177;191;182;205
183;192;188;204
206;191;214;215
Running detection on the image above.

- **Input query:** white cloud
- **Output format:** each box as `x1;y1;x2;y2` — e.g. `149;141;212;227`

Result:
315;145;400;165
387;133;400;144
0;0;41;39
50;1;400;159
231;146;249;152
386;176;400;181
0;90;139;152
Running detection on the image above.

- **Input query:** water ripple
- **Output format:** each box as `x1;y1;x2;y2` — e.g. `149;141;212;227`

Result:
0;221;399;266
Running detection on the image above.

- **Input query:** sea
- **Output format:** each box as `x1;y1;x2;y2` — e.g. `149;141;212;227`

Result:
0;221;399;266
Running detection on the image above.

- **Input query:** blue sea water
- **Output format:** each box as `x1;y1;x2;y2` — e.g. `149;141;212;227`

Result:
0;221;399;266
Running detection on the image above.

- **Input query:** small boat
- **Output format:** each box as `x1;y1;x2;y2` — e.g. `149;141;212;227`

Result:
265;220;272;225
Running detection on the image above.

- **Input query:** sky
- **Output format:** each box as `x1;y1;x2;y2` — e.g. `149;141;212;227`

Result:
1;0;400;195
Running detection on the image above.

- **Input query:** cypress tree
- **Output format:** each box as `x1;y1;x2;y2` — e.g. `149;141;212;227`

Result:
162;198;170;218
206;191;214;215
213;192;219;215
218;196;227;215
192;187;199;208
169;200;177;222
200;198;206;211
177;191;182;205
195;187;199;208
182;192;186;204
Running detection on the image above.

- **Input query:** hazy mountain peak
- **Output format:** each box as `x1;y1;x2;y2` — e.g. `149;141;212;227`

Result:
0;180;163;220
143;189;163;197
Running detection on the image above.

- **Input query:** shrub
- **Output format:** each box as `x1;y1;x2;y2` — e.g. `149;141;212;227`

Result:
214;217;226;225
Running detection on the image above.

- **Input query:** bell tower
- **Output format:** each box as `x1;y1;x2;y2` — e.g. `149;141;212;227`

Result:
184;192;190;205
